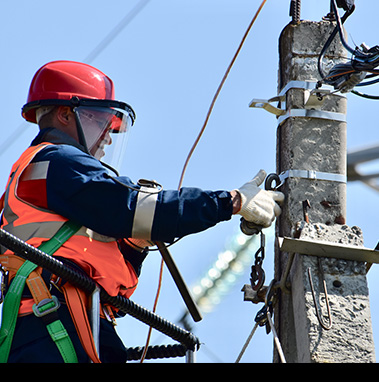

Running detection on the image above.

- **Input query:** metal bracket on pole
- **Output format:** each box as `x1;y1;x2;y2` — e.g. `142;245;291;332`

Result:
249;80;346;125
277;236;379;267
249;96;284;116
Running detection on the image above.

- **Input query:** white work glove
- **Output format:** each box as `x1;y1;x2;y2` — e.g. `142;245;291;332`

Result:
234;169;285;228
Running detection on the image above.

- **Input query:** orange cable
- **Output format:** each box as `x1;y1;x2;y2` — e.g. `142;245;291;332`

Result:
139;0;268;362
177;0;268;190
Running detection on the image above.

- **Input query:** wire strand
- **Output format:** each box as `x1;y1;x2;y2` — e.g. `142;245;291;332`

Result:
140;258;165;363
0;0;150;158
177;0;268;190
84;0;151;64
139;0;269;363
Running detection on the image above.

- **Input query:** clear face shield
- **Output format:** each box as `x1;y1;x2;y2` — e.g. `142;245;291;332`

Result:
74;104;134;172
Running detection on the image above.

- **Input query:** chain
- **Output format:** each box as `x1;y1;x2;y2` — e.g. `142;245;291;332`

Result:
250;231;266;291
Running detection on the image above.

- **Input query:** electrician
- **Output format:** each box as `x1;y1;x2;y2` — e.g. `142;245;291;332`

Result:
0;60;284;363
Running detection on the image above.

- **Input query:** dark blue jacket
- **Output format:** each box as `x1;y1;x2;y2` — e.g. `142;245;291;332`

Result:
29;128;233;244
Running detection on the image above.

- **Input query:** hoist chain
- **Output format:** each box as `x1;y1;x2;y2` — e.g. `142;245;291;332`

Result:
250;230;266;291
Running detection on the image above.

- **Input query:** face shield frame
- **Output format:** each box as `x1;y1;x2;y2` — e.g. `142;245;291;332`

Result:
22;97;136;125
22;97;136;169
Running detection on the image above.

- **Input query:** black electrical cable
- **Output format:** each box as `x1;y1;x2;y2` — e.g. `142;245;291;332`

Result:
330;0;358;56
0;228;200;351
318;0;379;99
351;89;379;100
330;0;379;67
126;344;188;361
317;5;354;80
356;76;379;87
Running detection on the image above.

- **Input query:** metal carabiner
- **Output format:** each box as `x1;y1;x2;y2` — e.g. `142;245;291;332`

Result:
264;173;283;191
264;279;277;307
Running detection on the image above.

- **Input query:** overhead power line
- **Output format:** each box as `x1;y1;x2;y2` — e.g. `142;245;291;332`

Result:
84;0;151;64
0;0;151;158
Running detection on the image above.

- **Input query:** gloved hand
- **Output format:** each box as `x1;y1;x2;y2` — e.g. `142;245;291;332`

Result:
233;169;285;228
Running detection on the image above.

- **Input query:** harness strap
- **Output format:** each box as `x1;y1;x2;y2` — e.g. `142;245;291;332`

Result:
61;283;101;363
0;220;85;363
0;261;37;362
0;260;78;363
1;254;102;363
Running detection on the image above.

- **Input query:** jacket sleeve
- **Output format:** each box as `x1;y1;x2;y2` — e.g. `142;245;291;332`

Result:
32;144;233;243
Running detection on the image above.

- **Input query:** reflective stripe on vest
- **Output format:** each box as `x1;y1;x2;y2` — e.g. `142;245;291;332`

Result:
0;143;138;299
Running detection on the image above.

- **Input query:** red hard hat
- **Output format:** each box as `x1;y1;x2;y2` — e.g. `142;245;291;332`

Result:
22;60;116;123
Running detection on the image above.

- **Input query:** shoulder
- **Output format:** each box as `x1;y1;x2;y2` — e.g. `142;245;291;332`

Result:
33;144;102;171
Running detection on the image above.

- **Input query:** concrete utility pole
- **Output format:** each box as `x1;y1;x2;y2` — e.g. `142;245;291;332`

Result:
273;19;376;363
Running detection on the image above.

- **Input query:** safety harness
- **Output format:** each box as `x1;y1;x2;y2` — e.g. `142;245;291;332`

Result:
0;219;104;363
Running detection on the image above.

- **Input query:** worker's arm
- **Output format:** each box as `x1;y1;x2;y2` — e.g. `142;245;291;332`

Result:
21;143;234;243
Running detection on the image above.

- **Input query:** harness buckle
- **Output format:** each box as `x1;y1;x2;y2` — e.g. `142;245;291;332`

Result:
32;295;60;317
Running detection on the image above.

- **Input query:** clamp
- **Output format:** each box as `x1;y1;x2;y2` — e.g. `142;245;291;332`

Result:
249;80;346;125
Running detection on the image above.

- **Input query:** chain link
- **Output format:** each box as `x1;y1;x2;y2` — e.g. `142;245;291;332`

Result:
250;231;266;291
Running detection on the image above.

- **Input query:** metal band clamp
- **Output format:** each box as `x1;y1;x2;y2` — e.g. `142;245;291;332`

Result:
249;80;346;125
279;169;347;184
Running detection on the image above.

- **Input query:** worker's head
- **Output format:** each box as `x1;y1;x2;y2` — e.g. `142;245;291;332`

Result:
22;60;135;165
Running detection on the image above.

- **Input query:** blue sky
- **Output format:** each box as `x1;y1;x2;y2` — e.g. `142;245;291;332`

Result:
1;0;378;363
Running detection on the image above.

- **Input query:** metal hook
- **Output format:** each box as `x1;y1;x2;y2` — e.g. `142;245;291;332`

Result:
307;258;332;330
0;266;7;304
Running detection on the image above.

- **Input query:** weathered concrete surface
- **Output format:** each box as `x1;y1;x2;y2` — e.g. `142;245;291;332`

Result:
273;20;375;363
290;223;375;363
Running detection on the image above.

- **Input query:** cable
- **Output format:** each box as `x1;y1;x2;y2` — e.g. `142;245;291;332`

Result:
139;259;164;363
330;0;356;56
351;89;379;100
0;0;151;158
0;227;200;350
139;0;269;363
83;0;151;64
0;122;29;159
177;0;268;190
318;1;379;97
317;5;354;80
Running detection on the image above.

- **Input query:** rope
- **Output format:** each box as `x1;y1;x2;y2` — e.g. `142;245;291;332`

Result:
139;259;165;362
140;0;269;362
177;0;268;190
267;310;286;363
234;310;286;363
235;322;259;363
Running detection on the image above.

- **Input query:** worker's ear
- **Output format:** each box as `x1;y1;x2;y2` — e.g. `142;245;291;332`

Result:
56;106;74;126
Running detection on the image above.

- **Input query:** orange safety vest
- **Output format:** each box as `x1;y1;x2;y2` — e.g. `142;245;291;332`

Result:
0;143;138;310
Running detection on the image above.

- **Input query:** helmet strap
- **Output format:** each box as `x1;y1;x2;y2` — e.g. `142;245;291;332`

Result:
73;108;90;155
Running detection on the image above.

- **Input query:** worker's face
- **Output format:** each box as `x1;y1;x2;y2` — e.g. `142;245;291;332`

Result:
75;106;131;162
91;128;113;160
